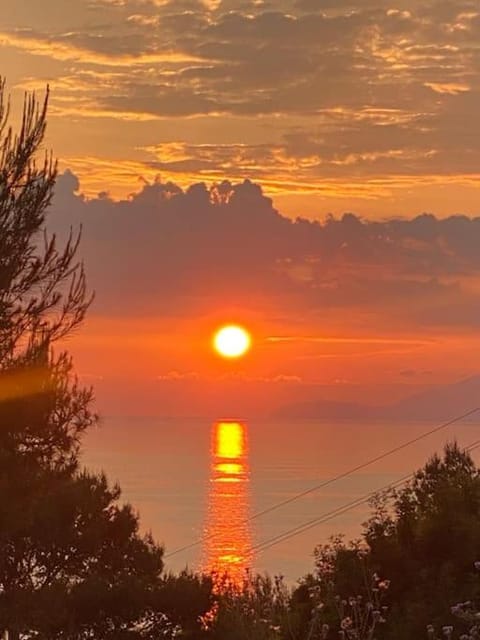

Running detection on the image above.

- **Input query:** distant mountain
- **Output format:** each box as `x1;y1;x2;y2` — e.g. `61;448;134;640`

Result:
273;375;480;421
389;375;480;420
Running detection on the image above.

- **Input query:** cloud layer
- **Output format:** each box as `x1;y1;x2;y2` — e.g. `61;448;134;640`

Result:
3;0;480;208
52;171;480;334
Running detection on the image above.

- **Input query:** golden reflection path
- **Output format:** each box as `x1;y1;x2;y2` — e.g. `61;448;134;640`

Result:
202;421;252;586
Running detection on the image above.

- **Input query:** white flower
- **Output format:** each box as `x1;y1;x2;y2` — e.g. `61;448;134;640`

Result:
341;616;353;630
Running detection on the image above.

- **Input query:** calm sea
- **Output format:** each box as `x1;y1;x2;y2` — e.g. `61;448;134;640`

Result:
82;416;480;582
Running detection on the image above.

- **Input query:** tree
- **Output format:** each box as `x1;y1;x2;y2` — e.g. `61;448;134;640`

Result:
0;80;94;471
366;442;480;639
0;467;166;639
207;574;292;640
0;81;213;638
299;443;480;640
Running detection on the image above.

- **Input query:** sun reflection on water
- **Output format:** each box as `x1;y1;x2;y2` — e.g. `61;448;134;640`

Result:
202;421;252;586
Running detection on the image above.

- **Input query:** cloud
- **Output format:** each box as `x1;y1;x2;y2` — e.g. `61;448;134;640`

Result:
399;369;433;377
0;29;204;66
4;1;480;119
49;171;480;333
156;371;200;380
3;0;480;196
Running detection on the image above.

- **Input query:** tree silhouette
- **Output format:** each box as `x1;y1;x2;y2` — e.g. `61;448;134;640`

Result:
296;443;480;640
0;78;94;470
0;81;212;639
365;442;480;639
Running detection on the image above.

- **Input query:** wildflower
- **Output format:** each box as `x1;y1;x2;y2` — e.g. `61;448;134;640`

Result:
442;626;454;638
474;561;480;571
341;617;353;630
309;584;322;598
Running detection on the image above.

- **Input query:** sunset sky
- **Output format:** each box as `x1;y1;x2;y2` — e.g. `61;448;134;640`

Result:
2;0;480;416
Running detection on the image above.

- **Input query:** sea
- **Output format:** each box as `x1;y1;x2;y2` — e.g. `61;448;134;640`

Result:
82;415;480;583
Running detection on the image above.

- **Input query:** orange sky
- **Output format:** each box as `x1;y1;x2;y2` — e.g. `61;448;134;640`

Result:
3;0;480;416
68;312;480;417
47;172;480;415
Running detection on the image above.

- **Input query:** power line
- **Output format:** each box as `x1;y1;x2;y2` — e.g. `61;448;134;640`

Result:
253;475;411;555
252;438;480;556
164;407;480;560
251;407;480;521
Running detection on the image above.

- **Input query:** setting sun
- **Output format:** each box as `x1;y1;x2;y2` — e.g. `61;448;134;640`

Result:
213;325;251;359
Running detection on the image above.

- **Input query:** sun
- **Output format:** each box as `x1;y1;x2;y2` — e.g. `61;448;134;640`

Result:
213;325;251;359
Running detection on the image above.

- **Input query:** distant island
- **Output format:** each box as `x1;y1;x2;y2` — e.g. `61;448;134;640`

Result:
273;374;480;421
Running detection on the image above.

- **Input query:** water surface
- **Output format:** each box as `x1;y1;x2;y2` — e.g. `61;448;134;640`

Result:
83;416;480;581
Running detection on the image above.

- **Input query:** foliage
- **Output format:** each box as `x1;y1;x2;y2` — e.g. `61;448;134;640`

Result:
0;81;213;639
424;562;480;640
155;571;215;639
207;573;292;640
299;443;480;640
368;443;480;639
0;80;94;471
290;542;389;640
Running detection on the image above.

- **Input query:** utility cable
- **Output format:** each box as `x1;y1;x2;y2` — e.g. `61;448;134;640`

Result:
165;407;480;560
251;438;480;556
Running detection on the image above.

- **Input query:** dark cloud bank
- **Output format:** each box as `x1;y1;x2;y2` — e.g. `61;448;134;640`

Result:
51;171;480;332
